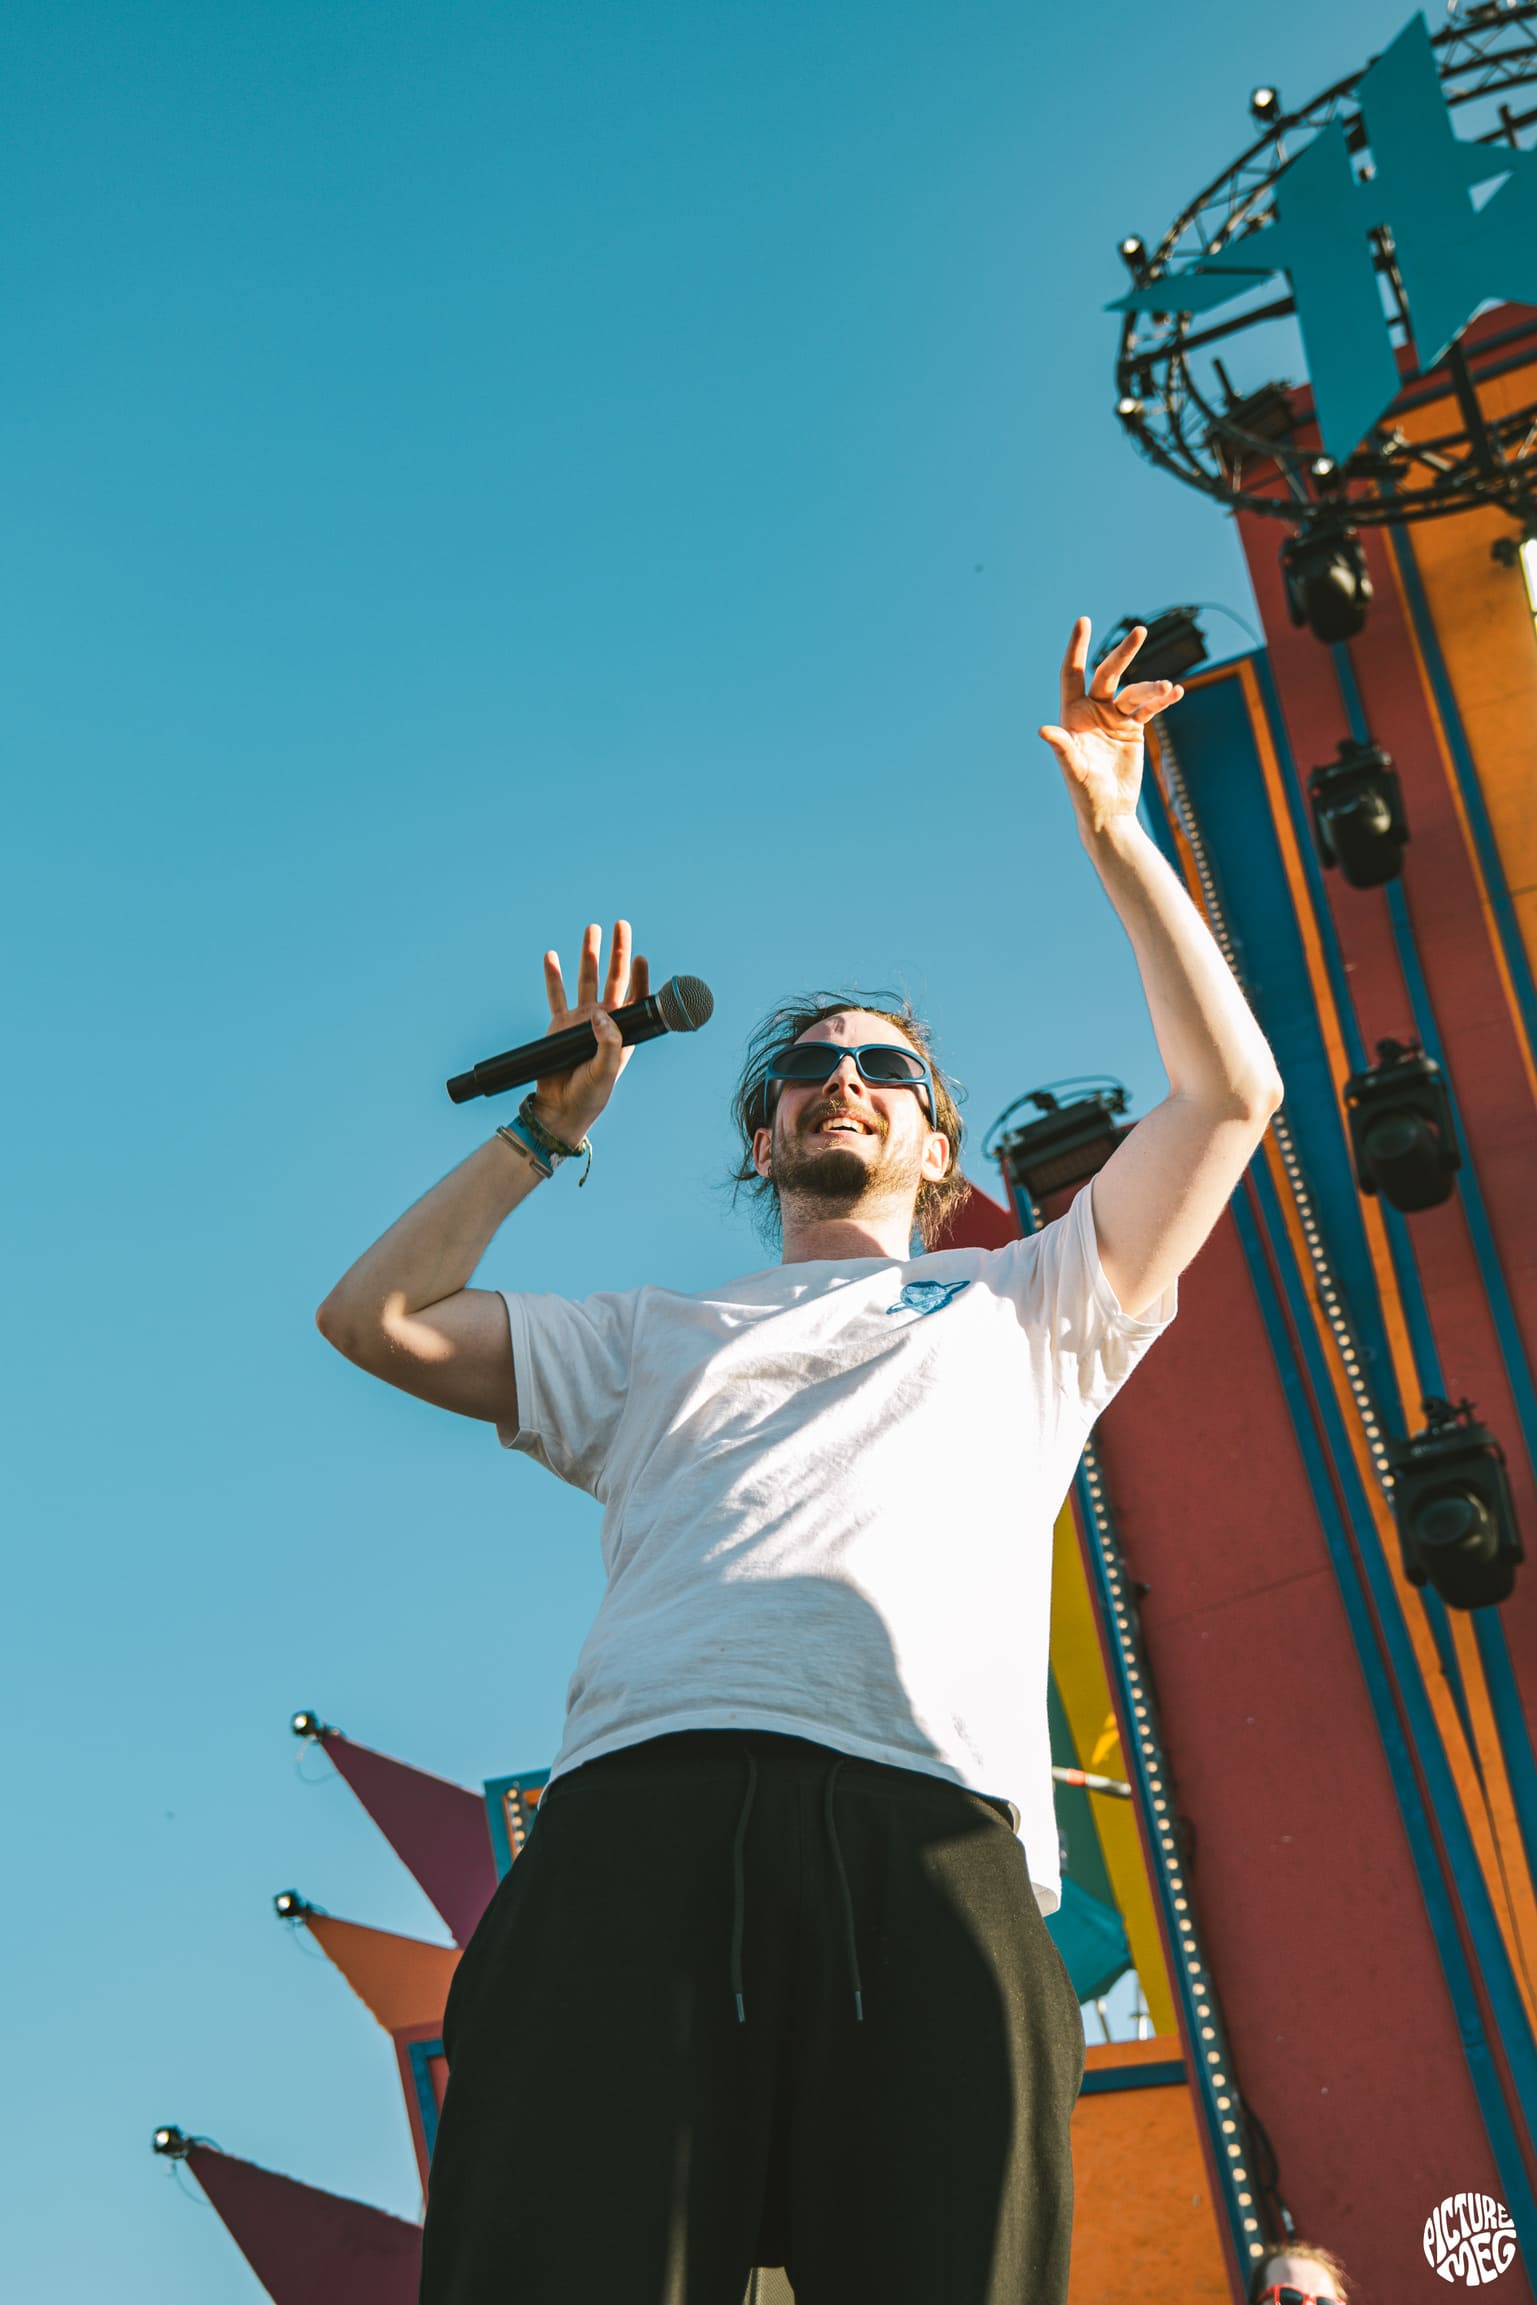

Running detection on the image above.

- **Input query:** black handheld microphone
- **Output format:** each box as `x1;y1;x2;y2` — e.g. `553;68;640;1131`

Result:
446;973;715;1104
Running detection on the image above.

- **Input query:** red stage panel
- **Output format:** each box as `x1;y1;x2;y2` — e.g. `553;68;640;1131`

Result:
1088;1200;1507;2297
935;1174;1019;1252
1236;495;1537;1774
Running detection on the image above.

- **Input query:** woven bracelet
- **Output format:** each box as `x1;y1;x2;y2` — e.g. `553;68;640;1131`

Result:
517;1094;594;1188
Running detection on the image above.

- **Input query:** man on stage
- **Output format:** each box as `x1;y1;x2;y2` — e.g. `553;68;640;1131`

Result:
316;619;1283;2305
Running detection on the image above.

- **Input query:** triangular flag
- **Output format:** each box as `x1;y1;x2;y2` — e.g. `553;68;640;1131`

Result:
321;1731;498;1946
305;1912;459;2033
187;2146;420;2305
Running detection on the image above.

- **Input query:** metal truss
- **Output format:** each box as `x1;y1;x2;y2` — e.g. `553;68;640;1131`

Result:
1113;3;1537;527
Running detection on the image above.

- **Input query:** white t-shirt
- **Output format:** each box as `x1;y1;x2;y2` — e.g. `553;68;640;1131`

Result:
497;1179;1175;1915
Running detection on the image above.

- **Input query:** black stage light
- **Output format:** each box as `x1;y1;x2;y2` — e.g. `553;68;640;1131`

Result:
1207;378;1297;479
1230;381;1296;444
994;1083;1131;1202
1094;606;1207;685
1343;1038;1461;1211
1282;521;1373;642
1390;1397;1523;1610
273;1888;310;1920
1250;86;1282;123
1117;395;1146;423
1119;235;1149;276
1208;363;1296;444
290;1709;328;1739
152;2126;191;2158
1308;737;1409;887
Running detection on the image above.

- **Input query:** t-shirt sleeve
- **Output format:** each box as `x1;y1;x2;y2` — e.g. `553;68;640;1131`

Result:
995;1178;1177;1424
495;1285;640;1497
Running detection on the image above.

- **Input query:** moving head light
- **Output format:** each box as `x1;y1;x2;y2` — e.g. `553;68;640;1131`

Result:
1391;1397;1523;1610
1343;1039;1460;1212
1282;522;1373;643
1308;738;1409;888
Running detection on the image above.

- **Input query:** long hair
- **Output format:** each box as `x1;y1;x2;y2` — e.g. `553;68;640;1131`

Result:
728;990;972;1252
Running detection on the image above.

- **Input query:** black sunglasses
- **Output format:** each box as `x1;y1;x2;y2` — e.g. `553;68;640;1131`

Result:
763;1041;937;1125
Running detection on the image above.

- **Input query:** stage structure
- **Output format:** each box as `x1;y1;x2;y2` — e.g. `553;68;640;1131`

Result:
1080;7;1537;2298
153;12;1537;2302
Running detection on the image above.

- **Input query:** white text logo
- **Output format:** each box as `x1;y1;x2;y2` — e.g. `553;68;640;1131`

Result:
1423;2195;1517;2286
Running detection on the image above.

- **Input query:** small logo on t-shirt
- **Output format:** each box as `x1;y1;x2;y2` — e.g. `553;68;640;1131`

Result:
886;1279;971;1318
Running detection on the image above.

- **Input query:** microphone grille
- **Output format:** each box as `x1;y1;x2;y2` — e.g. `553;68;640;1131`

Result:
657;973;715;1034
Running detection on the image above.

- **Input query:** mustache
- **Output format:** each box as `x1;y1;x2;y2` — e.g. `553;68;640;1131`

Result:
800;1096;884;1139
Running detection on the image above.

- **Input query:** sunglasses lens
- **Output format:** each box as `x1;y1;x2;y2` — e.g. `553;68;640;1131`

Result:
859;1047;925;1083
773;1047;840;1082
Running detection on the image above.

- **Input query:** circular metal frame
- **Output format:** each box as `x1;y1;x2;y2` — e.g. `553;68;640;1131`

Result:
1113;3;1537;526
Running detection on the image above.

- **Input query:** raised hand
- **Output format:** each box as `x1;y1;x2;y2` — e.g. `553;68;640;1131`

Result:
1038;617;1185;838
532;919;651;1146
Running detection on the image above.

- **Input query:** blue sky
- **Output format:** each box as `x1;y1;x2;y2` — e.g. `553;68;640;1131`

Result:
3;2;1406;2294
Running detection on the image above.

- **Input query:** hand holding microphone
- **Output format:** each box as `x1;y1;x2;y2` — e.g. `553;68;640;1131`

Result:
447;921;714;1151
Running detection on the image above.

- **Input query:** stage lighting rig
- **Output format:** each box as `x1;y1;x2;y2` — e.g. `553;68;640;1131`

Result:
988;1080;1131;1203
1095;606;1208;685
273;1889;312;1921
1206;375;1296;482
1390;1397;1523;1609
290;1709;330;1740
1109;11;1537;534
1118;236;1149;278
152;2126;191;2159
1281;521;1373;643
1224;380;1294;445
1343;1039;1461;1211
1308;738;1409;887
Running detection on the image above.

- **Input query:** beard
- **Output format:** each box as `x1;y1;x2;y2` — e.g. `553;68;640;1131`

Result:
770;1097;921;1221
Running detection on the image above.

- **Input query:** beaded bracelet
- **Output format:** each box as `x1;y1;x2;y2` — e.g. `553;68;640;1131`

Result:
516;1093;594;1187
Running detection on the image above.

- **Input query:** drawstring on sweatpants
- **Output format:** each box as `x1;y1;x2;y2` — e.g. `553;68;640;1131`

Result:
729;1749;757;2025
729;1746;865;2027
824;1758;865;2022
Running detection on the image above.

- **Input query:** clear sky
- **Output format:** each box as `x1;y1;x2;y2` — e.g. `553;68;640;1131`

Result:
3;2;1407;2294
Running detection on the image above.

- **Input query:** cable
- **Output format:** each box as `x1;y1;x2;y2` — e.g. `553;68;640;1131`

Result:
1184;599;1265;653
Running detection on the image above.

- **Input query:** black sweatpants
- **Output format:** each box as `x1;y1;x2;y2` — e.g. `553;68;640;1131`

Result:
421;1728;1084;2305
